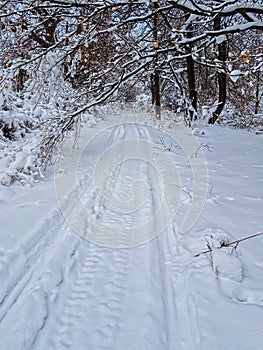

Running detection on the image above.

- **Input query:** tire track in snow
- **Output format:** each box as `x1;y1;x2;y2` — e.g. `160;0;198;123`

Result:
0;227;77;350
89;248;131;350
46;236;131;349
0;129;104;341
33;123;133;349
159;221;204;350
0;119;203;349
49;122;167;350
0;208;69;324
139;124;203;349
0;121;125;327
116;125;174;349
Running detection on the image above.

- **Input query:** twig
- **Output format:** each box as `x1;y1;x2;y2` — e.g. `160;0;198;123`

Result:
194;232;263;257
192;143;214;158
154;135;179;152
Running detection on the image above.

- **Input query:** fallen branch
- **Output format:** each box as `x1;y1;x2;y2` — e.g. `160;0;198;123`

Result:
194;231;263;257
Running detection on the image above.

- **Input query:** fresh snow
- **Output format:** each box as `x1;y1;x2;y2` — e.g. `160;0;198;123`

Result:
229;70;242;83
0;112;262;349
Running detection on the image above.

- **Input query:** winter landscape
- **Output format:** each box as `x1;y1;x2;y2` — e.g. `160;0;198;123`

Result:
0;1;263;350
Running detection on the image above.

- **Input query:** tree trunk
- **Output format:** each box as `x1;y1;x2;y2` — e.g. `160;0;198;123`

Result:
186;22;197;124
151;0;161;119
209;16;228;124
255;70;260;115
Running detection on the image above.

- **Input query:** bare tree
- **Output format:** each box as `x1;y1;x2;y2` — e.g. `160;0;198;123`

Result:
1;0;263;183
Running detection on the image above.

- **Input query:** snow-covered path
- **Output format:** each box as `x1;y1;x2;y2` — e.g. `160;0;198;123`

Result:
0;113;263;349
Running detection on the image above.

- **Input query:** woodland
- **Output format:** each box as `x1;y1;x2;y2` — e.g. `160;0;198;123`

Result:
0;0;262;184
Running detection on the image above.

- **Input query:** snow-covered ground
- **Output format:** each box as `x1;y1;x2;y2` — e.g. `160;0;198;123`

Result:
0;112;262;350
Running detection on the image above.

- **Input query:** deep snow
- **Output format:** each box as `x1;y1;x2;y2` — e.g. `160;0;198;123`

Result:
0;112;262;350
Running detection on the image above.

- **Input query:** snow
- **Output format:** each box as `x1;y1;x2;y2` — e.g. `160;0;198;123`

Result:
216;34;227;44
0;112;263;349
229;69;242;83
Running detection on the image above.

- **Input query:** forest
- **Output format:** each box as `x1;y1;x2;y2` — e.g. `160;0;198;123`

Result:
0;0;262;185
0;3;263;348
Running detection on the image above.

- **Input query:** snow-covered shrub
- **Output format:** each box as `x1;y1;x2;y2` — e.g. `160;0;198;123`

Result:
0;95;58;186
0;48;82;186
217;103;263;131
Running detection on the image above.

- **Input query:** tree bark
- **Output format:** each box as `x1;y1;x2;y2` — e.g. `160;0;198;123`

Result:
186;22;197;124
151;0;161;119
255;70;260;115
209;16;228;124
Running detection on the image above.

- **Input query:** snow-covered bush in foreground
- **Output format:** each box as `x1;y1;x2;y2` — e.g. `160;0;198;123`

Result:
0;95;57;186
0;50;82;186
0;82;83;186
0;91;105;186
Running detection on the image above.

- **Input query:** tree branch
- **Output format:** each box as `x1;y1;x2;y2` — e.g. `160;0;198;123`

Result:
194;232;263;257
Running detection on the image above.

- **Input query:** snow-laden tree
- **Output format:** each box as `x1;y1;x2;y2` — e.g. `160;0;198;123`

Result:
1;0;262;118
0;0;263;184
